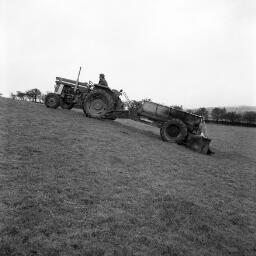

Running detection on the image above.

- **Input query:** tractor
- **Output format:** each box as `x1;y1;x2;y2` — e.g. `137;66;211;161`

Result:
44;68;124;118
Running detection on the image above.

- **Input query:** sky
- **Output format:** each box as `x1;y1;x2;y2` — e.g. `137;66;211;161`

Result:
0;0;255;108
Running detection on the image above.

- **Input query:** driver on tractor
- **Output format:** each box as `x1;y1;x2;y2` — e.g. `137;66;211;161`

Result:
98;73;109;87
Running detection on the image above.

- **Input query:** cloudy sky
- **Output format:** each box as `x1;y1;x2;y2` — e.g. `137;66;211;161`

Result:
0;0;255;108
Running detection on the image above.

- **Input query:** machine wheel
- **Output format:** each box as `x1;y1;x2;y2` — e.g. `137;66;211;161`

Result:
83;89;114;118
60;98;74;110
160;119;187;144
44;93;60;109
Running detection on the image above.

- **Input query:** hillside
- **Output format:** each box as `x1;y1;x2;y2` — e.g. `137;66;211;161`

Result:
0;97;256;256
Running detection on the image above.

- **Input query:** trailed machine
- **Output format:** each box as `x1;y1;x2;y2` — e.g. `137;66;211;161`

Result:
107;101;212;154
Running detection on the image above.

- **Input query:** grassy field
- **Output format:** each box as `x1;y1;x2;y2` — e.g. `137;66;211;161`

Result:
0;97;256;256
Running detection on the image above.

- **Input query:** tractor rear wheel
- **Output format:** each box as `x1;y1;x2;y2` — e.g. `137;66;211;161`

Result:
160;119;187;144
60;98;74;110
44;93;60;109
83;89;114;118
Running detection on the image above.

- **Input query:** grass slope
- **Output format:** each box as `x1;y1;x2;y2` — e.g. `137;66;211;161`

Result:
0;97;256;256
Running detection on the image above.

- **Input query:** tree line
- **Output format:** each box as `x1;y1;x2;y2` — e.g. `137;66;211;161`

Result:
10;89;45;103
186;107;256;125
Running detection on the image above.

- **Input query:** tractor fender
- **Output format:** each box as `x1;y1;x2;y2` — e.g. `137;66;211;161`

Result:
93;84;113;93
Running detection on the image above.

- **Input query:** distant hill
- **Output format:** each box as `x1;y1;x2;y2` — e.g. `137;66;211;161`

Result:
221;106;256;113
189;106;256;113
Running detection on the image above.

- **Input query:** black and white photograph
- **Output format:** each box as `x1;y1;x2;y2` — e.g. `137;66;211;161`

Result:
0;0;255;255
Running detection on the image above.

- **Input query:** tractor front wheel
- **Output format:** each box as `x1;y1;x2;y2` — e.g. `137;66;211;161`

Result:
83;89;114;118
160;119;187;144
44;93;60;109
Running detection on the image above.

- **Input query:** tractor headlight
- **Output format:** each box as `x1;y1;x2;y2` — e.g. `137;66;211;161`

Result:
54;84;60;92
